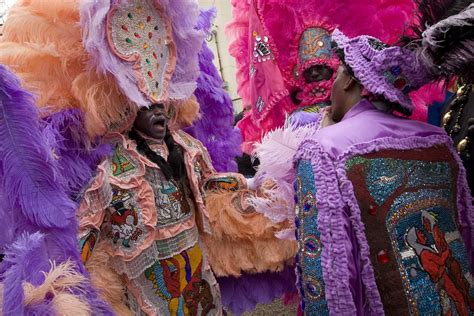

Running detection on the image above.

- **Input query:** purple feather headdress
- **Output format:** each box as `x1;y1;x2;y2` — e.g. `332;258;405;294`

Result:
81;0;204;107
0;64;112;314
186;8;242;172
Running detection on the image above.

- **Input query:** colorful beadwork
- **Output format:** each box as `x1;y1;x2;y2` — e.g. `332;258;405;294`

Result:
106;186;144;249
383;66;411;94
346;149;474;315
139;244;217;315
111;143;136;177
298;27;333;65
295;159;329;315
108;0;174;102
204;176;241;192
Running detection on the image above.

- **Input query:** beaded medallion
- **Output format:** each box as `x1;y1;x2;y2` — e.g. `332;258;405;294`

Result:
346;147;474;315
295;159;329;315
107;0;176;103
298;27;333;65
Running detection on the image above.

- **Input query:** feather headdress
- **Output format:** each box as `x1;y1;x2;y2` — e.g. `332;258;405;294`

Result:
400;0;473;82
228;0;417;153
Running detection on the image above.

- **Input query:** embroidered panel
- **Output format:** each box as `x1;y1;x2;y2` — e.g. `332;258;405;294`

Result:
102;186;147;251
346;147;474;315
79;229;99;264
111;141;138;178
133;244;220;315
204;176;242;192
107;0;174;102
145;168;194;228
295;159;329;315
110;226;199;279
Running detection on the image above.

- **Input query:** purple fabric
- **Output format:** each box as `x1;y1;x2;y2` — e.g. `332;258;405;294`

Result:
332;29;430;113
295;99;473;314
217;266;297;315
287;111;321;128
185;8;241;172
0;65;113;314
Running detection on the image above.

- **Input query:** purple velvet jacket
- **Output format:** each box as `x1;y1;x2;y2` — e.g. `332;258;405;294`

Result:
294;99;474;315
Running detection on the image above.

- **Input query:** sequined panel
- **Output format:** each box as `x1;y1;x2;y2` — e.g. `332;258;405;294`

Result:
298;28;333;65
133;244;220;315
295;159;329;315
346;147;474;315
108;0;173;102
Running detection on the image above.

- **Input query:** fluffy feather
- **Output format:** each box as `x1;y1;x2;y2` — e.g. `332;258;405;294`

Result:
40;109;111;200
228;0;417;153
247;122;319;227
186;8;242;172
1;232;48;315
201;190;297;277
0;64;74;229
421;4;474;82
85;240;132;315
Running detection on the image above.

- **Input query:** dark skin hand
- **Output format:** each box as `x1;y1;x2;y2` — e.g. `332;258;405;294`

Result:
133;103;169;141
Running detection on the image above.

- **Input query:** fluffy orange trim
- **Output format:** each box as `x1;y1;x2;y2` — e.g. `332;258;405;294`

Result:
201;190;297;277
169;96;201;130
85;240;132;315
0;0;129;137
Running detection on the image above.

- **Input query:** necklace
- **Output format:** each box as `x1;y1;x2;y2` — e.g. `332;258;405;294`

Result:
442;84;473;160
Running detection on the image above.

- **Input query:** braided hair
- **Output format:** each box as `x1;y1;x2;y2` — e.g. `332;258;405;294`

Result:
128;128;186;181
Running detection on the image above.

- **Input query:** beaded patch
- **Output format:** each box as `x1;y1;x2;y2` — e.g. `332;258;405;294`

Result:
134;244;218;315
79;229;99;264
204;176;241;192
383;65;411;94
346;148;474;315
103;186;146;251
298;27;333;65
295;159;329;315
107;0;175;102
145;168;194;227
111;142;137;177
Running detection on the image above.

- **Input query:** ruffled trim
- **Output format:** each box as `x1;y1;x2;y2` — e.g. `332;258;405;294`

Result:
297;133;472;314
295;145;357;315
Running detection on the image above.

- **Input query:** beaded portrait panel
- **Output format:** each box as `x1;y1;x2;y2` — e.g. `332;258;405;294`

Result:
346;146;474;315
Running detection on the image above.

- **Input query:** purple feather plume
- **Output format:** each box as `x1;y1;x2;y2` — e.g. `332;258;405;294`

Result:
0;65;74;229
0;65;113;314
186;8;242;172
41;109;112;200
2;232;49;315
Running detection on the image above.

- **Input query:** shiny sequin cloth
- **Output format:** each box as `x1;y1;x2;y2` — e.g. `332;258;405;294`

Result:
295;159;329;315
346;147;474;315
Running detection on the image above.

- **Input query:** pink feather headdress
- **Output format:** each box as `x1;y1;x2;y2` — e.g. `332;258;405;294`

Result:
228;0;427;154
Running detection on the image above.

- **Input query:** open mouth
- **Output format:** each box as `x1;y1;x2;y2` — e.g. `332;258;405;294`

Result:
151;116;166;131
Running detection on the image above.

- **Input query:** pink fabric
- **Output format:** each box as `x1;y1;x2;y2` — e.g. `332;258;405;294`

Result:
247;0;288;125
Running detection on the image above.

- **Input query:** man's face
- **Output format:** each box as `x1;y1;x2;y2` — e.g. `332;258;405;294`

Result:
303;64;334;84
330;65;351;122
134;103;169;141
